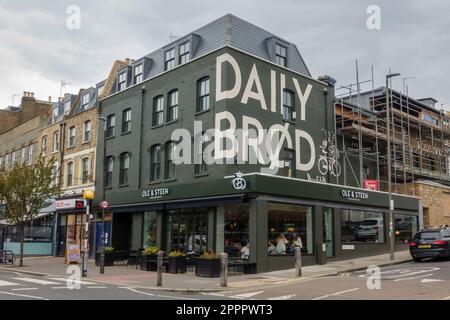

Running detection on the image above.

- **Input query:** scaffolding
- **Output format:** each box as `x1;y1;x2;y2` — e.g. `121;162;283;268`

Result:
335;86;450;196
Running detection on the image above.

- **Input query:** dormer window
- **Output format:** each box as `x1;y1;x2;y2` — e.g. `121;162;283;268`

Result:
134;64;143;84
275;44;287;67
179;42;190;64
165;48;175;70
118;72;127;91
82;93;90;109
97;85;105;97
64;100;71;114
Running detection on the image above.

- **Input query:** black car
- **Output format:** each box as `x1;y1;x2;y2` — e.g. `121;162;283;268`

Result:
409;228;450;262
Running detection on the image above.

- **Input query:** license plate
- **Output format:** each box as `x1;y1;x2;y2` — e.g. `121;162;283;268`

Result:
418;244;431;249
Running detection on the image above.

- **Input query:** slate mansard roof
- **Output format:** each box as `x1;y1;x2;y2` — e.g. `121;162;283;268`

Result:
109;14;311;95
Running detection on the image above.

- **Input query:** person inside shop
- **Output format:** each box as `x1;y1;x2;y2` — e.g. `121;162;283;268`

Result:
291;233;303;253
275;233;288;254
268;240;277;255
240;240;250;260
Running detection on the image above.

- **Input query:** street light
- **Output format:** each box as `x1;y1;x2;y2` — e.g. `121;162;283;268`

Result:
98;116;107;274
385;72;400;261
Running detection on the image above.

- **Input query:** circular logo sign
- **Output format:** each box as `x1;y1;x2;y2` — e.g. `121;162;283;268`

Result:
232;176;247;190
100;201;109;209
83;189;95;200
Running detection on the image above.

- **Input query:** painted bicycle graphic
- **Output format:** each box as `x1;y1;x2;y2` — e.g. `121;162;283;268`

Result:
317;131;341;177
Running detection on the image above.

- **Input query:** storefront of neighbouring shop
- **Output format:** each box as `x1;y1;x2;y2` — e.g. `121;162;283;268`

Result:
54;196;98;258
99;173;421;273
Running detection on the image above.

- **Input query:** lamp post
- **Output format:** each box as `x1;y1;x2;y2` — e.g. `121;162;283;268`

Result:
81;189;95;277
385;72;400;261
98;116;107;274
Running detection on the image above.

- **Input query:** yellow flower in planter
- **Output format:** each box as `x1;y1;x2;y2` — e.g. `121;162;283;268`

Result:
168;250;185;257
142;246;160;255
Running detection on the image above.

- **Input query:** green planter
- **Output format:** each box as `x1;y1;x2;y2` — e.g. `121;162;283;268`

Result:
95;252;114;266
140;254;158;271
167;256;187;274
195;258;220;277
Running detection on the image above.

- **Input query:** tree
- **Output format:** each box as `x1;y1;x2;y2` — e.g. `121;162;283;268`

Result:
0;158;58;266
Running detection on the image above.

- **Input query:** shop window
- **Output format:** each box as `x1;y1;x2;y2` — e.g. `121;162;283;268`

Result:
341;209;385;243
224;204;250;259
4;216;53;242
268;203;313;255
143;211;157;247
395;214;418;243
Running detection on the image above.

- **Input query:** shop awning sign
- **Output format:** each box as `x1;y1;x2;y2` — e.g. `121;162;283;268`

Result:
341;189;369;201
142;187;169;199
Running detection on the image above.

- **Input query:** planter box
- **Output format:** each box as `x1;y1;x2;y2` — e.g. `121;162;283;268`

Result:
195;258;220;277
167;256;187;274
95;252;114;266
140;254;158;271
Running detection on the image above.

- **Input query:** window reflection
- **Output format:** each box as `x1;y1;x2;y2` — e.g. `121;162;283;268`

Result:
341;210;385;243
224;204;250;259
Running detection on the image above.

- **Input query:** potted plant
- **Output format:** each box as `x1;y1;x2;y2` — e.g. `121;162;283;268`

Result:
195;250;221;277
167;251;187;274
95;246;115;266
140;246;160;271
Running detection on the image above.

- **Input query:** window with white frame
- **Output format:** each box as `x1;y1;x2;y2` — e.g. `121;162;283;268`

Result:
167;89;179;122
282;89;295;121
165;48;175;70
28;144;33;165
53;131;60;152
122;109;131;133
41;136;47;156
20;147;26;165
82;93;90;109
134;64;143;84
5;154;10;170
105;156;113;188
68;126;76;147
153;96;164;126
179;42;190;64
64;100;71;114
83;120;91;143
118;72;127;91
81;158;89;184
66;162;73;187
11;151;16;165
275;44;287;67
106;114;116;138
197;77;210;112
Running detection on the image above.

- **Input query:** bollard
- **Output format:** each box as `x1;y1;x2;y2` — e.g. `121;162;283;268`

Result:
157;251;164;287
220;253;228;287
295;247;302;277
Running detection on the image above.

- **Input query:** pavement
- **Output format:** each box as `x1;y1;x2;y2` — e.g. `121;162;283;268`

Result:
0;250;413;292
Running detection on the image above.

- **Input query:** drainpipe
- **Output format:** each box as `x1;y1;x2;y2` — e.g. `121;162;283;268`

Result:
138;85;146;189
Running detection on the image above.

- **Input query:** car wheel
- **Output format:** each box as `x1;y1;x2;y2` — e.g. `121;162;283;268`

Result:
413;258;422;263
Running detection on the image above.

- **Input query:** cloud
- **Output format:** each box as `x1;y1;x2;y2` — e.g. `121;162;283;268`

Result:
0;0;449;110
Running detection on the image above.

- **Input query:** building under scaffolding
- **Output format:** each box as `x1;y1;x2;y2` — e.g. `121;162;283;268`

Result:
335;86;450;226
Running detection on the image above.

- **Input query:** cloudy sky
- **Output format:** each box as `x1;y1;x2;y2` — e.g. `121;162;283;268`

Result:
0;0;449;110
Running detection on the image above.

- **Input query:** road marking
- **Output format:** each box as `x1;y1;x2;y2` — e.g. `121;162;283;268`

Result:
48;277;98;285
394;274;433;282
201;292;225;297
52;287;70;289
13;277;60;285
420;279;444;283
0;280;20;287
267;294;296;300
313;288;360;300
86;286;108;289
122;287;197;300
0;290;48;300
442;296;450;300
232;291;264;299
11;288;39;291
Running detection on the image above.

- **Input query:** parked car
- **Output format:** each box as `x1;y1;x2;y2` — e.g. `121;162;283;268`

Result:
353;218;383;242
409;227;450;262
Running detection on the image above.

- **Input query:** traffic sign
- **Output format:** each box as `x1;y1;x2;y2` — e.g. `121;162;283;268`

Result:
75;200;84;209
100;201;109;209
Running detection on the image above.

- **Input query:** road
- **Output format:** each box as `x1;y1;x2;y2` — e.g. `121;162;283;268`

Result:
202;259;450;300
0;259;449;300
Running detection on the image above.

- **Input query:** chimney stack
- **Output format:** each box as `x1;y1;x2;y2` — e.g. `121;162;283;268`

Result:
48;96;52;102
